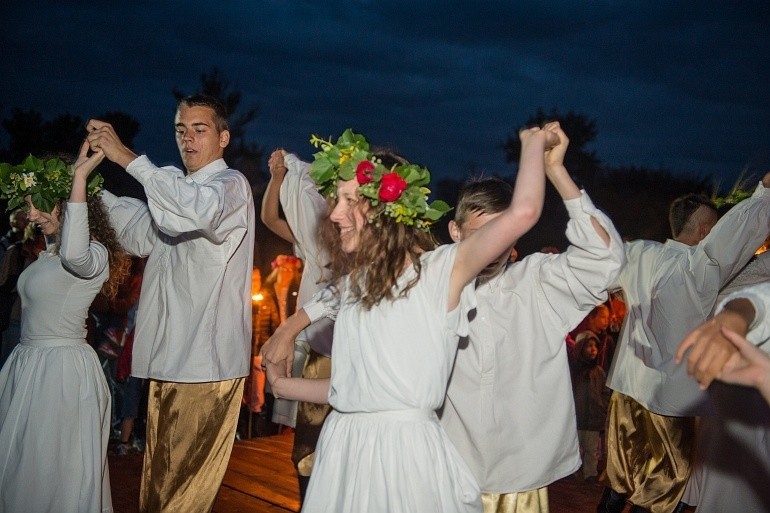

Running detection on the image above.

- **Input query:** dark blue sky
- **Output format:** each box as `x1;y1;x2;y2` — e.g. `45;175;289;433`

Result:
2;1;769;189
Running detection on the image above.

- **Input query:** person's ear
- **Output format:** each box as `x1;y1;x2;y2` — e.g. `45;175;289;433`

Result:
219;129;231;149
448;220;462;243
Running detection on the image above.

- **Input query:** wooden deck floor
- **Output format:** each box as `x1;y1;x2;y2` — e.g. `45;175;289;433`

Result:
108;431;609;513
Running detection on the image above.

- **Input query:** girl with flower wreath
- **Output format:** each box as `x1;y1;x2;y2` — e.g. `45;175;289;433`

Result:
0;141;130;513
261;125;558;513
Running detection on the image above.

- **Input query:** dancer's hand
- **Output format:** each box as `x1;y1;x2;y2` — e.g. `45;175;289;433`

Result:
676;307;748;388
717;327;770;404
268;149;289;179
543;121;569;174
73;139;105;179
86;119;137;169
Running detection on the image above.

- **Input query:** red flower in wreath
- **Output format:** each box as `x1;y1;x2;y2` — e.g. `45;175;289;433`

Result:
355;160;374;184
379;172;407;202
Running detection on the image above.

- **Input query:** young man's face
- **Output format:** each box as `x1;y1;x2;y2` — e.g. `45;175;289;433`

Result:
174;105;230;173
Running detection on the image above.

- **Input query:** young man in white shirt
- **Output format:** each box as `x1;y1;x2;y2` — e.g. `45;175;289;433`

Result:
441;123;624;513
600;172;770;513
87;95;255;513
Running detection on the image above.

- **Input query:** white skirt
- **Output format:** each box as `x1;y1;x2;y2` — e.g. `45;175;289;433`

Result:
303;409;481;513
0;338;113;513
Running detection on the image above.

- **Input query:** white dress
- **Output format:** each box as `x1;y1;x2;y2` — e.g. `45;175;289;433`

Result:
0;203;113;513
303;244;481;513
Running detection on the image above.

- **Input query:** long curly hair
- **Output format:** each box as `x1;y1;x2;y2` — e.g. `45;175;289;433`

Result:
319;148;440;309
321;196;438;310
53;196;131;300
86;196;131;299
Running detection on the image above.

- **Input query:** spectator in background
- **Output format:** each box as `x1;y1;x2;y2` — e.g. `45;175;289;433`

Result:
0;209;28;260
569;331;611;484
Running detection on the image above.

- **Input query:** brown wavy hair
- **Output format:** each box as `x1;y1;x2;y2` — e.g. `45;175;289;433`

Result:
86;195;131;299
54;196;131;300
320;148;439;310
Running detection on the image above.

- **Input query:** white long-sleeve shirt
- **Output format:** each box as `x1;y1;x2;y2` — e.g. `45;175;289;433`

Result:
607;181;770;416
440;192;625;493
303;192;625;493
280;154;334;356
102;155;255;382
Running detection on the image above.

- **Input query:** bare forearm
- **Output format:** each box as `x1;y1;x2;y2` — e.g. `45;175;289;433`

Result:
721;298;756;333
271;376;330;404
261;175;294;242
545;164;580;201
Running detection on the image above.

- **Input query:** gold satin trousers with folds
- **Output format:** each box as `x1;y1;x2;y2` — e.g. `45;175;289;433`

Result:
292;351;333;476
139;378;244;513
481;488;549;513
605;391;694;513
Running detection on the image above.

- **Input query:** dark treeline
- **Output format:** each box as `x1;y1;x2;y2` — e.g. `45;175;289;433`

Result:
1;72;743;258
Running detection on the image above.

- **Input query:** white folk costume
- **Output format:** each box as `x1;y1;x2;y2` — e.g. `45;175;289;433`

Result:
102;155;255;512
303;244;482;513
0;203;112;513
441;192;624;509
280;154;336;479
605;181;770;512
271;153;335;429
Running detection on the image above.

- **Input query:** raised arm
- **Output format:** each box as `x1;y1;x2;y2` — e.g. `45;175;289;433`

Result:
261;149;295;243
69;141;105;204
87;119;252;243
59;141;109;278
544;123;611;247
449;124;555;310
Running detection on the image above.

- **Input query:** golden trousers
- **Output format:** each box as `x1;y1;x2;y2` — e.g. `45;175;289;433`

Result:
482;488;549;513
139;378;244;513
605;391;694;513
292;351;333;476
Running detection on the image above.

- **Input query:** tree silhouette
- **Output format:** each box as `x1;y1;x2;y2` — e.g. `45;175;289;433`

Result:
172;67;265;186
501;107;601;182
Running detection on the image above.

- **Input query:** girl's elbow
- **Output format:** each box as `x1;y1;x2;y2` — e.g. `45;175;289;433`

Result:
513;205;542;228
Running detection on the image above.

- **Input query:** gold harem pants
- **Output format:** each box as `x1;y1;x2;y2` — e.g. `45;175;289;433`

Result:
139;378;244;513
482;488;549;513
605;391;694;513
292;351;333;476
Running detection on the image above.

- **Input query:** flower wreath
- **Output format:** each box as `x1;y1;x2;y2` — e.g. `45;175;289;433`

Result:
309;129;450;231
712;188;753;209
0;154;104;213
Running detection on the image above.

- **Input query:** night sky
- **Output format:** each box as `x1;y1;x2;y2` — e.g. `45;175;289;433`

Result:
2;1;769;189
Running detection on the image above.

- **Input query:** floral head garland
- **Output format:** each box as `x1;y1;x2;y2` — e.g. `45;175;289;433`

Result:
0;154;104;213
309;129;450;231
712;188;753;209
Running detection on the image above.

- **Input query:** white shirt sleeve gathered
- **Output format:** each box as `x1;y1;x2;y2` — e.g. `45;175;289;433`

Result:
59;202;108;280
609;180;770;416
101;156;256;382
280;153;335;356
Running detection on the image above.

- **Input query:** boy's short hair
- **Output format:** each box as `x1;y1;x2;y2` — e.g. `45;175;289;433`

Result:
455;177;513;226
668;193;717;238
177;94;230;132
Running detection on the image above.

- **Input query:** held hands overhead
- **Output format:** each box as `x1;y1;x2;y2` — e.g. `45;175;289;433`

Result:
85;119;138;170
